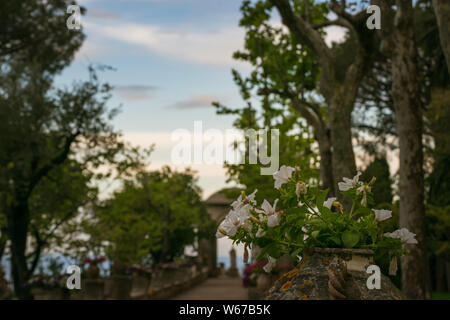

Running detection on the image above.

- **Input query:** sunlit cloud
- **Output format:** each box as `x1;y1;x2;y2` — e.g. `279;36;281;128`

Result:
83;21;246;67
170;94;219;109
114;85;158;101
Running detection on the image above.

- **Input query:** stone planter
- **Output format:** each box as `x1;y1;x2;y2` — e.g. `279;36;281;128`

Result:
108;275;132;300
256;273;272;293
32;287;69;300
266;248;403;300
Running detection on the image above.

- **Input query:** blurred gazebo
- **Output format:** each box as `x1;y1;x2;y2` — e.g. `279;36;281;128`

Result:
198;188;238;276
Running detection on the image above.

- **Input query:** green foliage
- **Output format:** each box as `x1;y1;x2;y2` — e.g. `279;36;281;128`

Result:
426;89;450;206
0;0;85;72
78;167;211;267
426;205;450;258
214;0;324;203
218;166;409;269
361;156;393;205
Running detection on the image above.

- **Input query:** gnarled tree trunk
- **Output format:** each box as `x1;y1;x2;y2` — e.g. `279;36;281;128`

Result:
376;0;431;299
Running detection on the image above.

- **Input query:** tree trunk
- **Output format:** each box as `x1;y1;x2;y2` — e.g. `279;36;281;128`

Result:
317;129;335;196
389;1;431;300
433;0;450;76
329;89;357;208
7;200;32;300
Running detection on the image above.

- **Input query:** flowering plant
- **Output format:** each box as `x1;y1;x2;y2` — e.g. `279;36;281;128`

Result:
125;265;155;277
82;256;107;265
217;165;418;273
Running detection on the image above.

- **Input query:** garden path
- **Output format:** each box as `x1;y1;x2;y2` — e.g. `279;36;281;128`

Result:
172;275;247;300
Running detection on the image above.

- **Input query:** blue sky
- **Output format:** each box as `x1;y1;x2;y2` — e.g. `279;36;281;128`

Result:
58;0;258;202
57;0;346;258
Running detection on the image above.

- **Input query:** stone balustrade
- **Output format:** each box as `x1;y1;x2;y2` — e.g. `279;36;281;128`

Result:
46;264;211;300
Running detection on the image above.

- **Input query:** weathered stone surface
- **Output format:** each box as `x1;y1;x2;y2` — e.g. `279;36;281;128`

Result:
266;248;403;300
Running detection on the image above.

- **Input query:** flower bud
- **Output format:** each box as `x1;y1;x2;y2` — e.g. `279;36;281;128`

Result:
296;181;307;198
243;244;249;264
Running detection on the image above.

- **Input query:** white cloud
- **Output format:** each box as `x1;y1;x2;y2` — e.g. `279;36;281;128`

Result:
170;94;219;109
114;85;158;101
83;21;246;67
75;40;107;60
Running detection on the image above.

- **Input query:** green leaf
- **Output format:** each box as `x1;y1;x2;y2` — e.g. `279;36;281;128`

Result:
341;231;360;248
315;188;329;211
330;236;341;246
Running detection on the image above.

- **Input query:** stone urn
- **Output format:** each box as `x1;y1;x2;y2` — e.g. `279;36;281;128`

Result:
266;248;403;300
256;273;272;293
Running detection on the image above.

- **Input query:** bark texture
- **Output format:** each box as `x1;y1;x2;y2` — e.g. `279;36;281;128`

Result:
375;0;431;299
433;0;450;76
7;200;32;299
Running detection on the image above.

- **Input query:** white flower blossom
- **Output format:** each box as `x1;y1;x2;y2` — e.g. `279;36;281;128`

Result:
323;197;337;209
338;172;363;191
302;226;309;240
215;208;250;238
384;228;418;244
231;189;257;212
273;165;295;189
373;209;392;222
255;199;280;227
263;256;277;273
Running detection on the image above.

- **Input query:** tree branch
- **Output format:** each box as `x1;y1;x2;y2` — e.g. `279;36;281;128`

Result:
269;0;335;92
28;132;80;198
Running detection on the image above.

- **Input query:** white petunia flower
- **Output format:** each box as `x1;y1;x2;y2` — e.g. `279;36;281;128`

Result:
302;226;309;240
323;197;337;209
338;172;363;191
231;189;257;212
273;165;295;189
384;228;418;244
263;256;277;273
255;199;280;227
373;209;392;222
215;209;250;238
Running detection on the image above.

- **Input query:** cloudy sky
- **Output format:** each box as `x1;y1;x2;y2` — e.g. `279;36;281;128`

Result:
58;0;346;258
